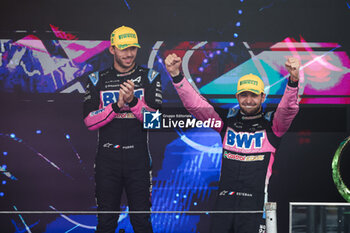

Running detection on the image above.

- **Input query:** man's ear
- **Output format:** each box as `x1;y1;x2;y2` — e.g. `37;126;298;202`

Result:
109;46;115;55
261;93;266;103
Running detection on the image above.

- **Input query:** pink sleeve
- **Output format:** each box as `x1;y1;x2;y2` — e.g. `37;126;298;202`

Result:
272;83;299;137
84;104;117;131
173;78;223;133
130;99;156;122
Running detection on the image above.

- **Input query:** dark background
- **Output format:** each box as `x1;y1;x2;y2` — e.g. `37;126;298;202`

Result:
0;0;349;232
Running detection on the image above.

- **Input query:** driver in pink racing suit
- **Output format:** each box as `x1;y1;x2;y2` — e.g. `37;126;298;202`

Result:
165;54;300;233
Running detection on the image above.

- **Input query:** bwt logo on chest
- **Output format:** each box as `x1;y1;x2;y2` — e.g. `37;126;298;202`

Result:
225;128;265;149
101;89;144;107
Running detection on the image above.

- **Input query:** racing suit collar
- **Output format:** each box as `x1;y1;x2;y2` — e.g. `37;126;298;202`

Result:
111;64;138;77
239;110;264;120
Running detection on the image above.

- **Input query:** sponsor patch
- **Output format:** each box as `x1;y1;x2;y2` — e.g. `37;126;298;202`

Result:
219;190;228;196
131;76;141;83
103;143;113;148
219;190;253;197
88;72;99;86
115;112;135;119
122;145;134;150
147;69;159;84
225;128;265;149
119;33;136;39
224;151;264;162
101;89;144;107
227;108;239;118
264;111;274;122
90;108;105;116
240;79;258;86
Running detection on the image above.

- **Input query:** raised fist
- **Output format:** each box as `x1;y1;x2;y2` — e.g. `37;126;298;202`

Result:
165;53;182;77
285;57;300;82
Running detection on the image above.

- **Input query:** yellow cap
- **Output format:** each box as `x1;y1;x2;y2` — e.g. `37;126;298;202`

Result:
237;73;265;95
110;26;141;50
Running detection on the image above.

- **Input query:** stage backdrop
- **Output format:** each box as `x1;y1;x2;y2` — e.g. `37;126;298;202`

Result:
0;0;349;232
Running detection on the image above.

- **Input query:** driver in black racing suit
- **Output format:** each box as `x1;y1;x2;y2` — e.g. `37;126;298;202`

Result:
83;26;161;233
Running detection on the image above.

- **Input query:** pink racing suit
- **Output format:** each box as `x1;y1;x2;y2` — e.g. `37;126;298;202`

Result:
171;74;299;233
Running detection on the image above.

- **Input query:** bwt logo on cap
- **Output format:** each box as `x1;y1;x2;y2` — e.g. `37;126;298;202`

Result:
143;110;161;129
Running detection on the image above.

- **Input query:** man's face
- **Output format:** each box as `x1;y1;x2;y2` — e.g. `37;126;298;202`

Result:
236;91;266;115
109;46;138;71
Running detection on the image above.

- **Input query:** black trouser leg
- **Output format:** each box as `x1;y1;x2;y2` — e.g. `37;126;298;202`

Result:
124;147;153;233
95;152;123;233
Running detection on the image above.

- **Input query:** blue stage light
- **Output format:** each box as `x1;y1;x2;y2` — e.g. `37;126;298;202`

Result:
65;134;70;140
224;47;229;52
209;53;214;58
10;133;15;138
199;67;204;72
3;152;7;156
36;130;42;134
238;9;243;14
183;195;187;198
173;200;177;204
229;42;235;47
175;215;179;219
158;58;163;63
234;33;239;38
196;77;202;83
2;165;7;170
203;58;208;63
236;22;241;27
0;192;4;197
216;50;221;55
194;202;197;206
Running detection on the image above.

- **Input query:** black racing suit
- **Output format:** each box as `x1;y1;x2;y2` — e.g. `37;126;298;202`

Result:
171;74;299;233
83;65;162;233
